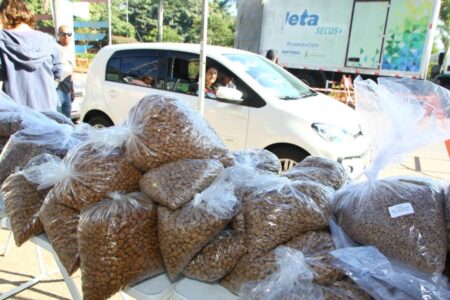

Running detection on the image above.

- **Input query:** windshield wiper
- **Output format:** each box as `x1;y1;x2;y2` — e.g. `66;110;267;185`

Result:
279;96;299;100
299;90;318;98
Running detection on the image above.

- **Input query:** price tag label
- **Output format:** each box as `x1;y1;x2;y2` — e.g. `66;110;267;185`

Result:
388;203;414;218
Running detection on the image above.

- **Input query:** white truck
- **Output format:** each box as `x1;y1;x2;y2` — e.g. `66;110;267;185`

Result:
235;0;441;88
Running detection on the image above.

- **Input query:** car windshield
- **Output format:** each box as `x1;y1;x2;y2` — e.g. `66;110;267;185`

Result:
223;53;316;99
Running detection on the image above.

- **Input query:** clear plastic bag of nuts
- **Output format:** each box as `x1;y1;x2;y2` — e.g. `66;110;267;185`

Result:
0;121;89;186
333;78;450;275
282;156;348;190
445;184;450;251
122;94;234;171
0;92;56;137
158;169;240;279
139;158;224;210
38;189;80;275
232;149;281;173
222;230;343;294
239;246;326;300
330;245;450;300
334;177;447;274
78;192;164;300
239;171;333;256
24;129;142;211
183;229;246;282
1;166;50;246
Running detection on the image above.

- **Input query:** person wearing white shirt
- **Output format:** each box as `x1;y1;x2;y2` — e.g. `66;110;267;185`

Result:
56;25;75;118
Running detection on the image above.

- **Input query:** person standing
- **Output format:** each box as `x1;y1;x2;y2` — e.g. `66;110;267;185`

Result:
0;0;63;112
56;25;75;118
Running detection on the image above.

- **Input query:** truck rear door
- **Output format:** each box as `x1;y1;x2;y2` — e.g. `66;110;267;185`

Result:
346;0;389;69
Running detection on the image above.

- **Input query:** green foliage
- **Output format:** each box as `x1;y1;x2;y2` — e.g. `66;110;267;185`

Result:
438;0;449;50
112;35;138;44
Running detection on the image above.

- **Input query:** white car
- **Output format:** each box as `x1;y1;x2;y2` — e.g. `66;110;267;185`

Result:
81;43;370;176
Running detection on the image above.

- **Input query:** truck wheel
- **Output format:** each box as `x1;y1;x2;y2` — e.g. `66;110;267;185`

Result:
268;146;309;171
87;115;114;128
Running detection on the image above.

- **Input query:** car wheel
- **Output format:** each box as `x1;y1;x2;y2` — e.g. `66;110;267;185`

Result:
87;115;113;128
268;146;309;172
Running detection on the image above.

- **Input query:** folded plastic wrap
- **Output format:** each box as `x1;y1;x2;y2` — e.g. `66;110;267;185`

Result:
232;149;281;173
334;177;447;274
330;245;450;300
38;189;80;275
139;159;223;209
0;122;89;185
222;231;342;294
282;156;348;190
122;94;234;171
241;171;332;256
78;192;164;300
1;169;50;246
183;230;246;282
158;170;239;279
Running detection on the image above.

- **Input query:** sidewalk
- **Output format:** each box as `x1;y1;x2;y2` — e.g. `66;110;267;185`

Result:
380;141;450;181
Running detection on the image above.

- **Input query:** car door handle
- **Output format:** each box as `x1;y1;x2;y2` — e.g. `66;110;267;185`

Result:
109;89;118;97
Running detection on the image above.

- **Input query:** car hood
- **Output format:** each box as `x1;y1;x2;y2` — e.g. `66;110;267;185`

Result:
276;94;362;135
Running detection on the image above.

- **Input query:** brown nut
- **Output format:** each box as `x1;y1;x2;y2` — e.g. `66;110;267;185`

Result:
183;230;246;281
334;177;447;274
39;189;80;275
140;159;223;209
58;143;141;210
2;172;50;246
244;179;331;256
282;156;347;190
123;95;233;171
158;202;233;279
78;192;164;300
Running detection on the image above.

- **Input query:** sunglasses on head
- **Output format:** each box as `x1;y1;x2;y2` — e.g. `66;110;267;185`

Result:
59;32;72;37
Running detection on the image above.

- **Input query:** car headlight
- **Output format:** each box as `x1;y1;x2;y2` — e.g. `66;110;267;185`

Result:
312;123;355;143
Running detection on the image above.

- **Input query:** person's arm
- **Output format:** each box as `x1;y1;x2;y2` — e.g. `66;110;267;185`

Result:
52;43;64;81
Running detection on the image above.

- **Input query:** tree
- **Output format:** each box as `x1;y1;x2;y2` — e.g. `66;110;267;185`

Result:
438;0;449;50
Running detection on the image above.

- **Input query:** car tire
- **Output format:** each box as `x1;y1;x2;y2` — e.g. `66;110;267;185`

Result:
87;115;114;128
268;146;309;172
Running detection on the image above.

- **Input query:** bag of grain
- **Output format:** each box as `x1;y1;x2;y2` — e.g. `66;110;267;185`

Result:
282;156;348;190
183;230;246;282
39;189;80;275
241;172;333;256
140;159;223;210
78;192;164;300
158;169;240;279
232;149;281;173
334;78;450;274
122;94;234;171
1;169;50;246
0;122;89;185
222;231;343;294
330;245;450;300
239;246;325;300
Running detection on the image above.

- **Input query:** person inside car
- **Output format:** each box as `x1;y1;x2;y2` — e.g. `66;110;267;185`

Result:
189;66;218;97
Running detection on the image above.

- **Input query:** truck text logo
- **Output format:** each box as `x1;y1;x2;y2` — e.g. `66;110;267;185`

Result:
285;10;319;26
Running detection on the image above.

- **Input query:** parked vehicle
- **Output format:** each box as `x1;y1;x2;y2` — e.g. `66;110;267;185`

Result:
80;43;370;177
431;49;450;90
235;0;441;88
